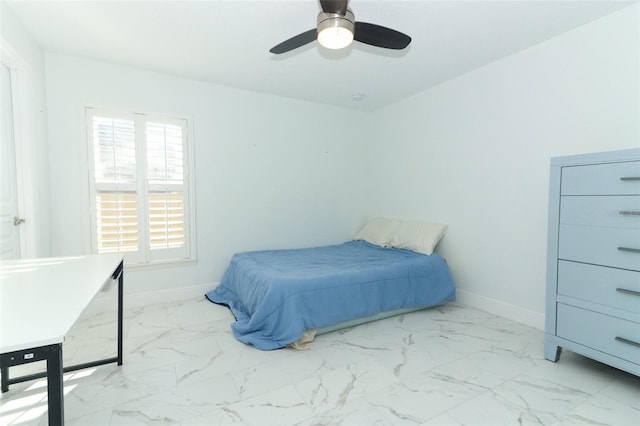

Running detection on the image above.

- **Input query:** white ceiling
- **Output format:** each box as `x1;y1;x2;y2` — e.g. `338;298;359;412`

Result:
5;0;636;111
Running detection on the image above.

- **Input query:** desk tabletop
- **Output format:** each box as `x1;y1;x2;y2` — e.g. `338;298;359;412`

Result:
0;254;124;353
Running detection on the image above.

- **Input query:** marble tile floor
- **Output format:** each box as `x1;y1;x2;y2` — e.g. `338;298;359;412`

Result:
1;296;638;425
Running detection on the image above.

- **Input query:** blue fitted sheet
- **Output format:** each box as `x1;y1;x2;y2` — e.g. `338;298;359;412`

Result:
206;240;455;350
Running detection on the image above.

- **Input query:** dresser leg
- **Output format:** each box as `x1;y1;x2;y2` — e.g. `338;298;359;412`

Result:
545;342;562;362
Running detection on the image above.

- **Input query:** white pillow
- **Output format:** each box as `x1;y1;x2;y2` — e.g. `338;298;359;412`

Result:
354;218;401;247
389;220;448;255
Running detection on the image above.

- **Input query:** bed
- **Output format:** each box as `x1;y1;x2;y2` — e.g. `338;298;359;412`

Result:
206;220;455;350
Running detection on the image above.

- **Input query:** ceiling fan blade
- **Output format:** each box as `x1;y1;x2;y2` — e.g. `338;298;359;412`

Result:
320;0;348;15
354;22;411;50
269;29;317;54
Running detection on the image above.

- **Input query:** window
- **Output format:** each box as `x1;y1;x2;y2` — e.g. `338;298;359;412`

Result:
86;107;194;265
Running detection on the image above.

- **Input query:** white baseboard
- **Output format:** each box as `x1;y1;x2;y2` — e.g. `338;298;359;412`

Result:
85;283;544;331
455;289;545;330
85;282;217;315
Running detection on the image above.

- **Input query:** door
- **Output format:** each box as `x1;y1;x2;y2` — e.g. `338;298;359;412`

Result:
0;62;22;259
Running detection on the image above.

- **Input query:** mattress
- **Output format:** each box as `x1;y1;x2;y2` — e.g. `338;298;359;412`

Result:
206;240;455;350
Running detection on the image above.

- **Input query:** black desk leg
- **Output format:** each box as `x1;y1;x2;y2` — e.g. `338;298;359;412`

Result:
117;263;124;366
1;362;8;393
47;344;64;426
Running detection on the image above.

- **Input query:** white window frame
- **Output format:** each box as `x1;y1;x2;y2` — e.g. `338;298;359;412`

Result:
85;106;196;266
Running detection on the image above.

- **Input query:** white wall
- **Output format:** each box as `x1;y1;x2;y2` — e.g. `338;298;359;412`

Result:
45;54;369;295
367;4;640;328
1;5;52;257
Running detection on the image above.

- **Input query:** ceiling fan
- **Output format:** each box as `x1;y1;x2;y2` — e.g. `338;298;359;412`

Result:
269;0;411;54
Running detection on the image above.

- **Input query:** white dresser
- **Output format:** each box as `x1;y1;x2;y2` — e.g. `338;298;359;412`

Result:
545;149;640;377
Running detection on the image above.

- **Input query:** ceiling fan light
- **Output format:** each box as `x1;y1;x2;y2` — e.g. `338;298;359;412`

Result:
317;9;355;50
318;26;353;49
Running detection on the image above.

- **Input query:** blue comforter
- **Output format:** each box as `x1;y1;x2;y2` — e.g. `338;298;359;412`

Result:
206;240;455;350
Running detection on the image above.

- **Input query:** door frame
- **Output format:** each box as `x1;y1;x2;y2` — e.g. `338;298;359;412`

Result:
1;38;38;258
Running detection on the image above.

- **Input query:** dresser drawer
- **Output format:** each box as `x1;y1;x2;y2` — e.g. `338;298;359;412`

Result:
558;261;640;313
557;304;640;365
561;161;640;195
558;224;640;271
560;196;640;228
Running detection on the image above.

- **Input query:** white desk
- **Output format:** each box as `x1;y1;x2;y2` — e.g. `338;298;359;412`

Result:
0;254;124;426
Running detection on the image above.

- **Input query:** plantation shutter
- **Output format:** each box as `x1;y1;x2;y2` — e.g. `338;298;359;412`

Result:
91;116;139;254
146;121;187;257
87;108;192;265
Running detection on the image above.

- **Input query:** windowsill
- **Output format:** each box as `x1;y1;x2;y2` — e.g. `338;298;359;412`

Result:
123;257;197;271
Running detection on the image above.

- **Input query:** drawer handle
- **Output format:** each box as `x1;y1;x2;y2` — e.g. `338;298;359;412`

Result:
620;176;640;181
616;288;640;297
618;247;640;254
619;211;640;216
615;336;640;349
